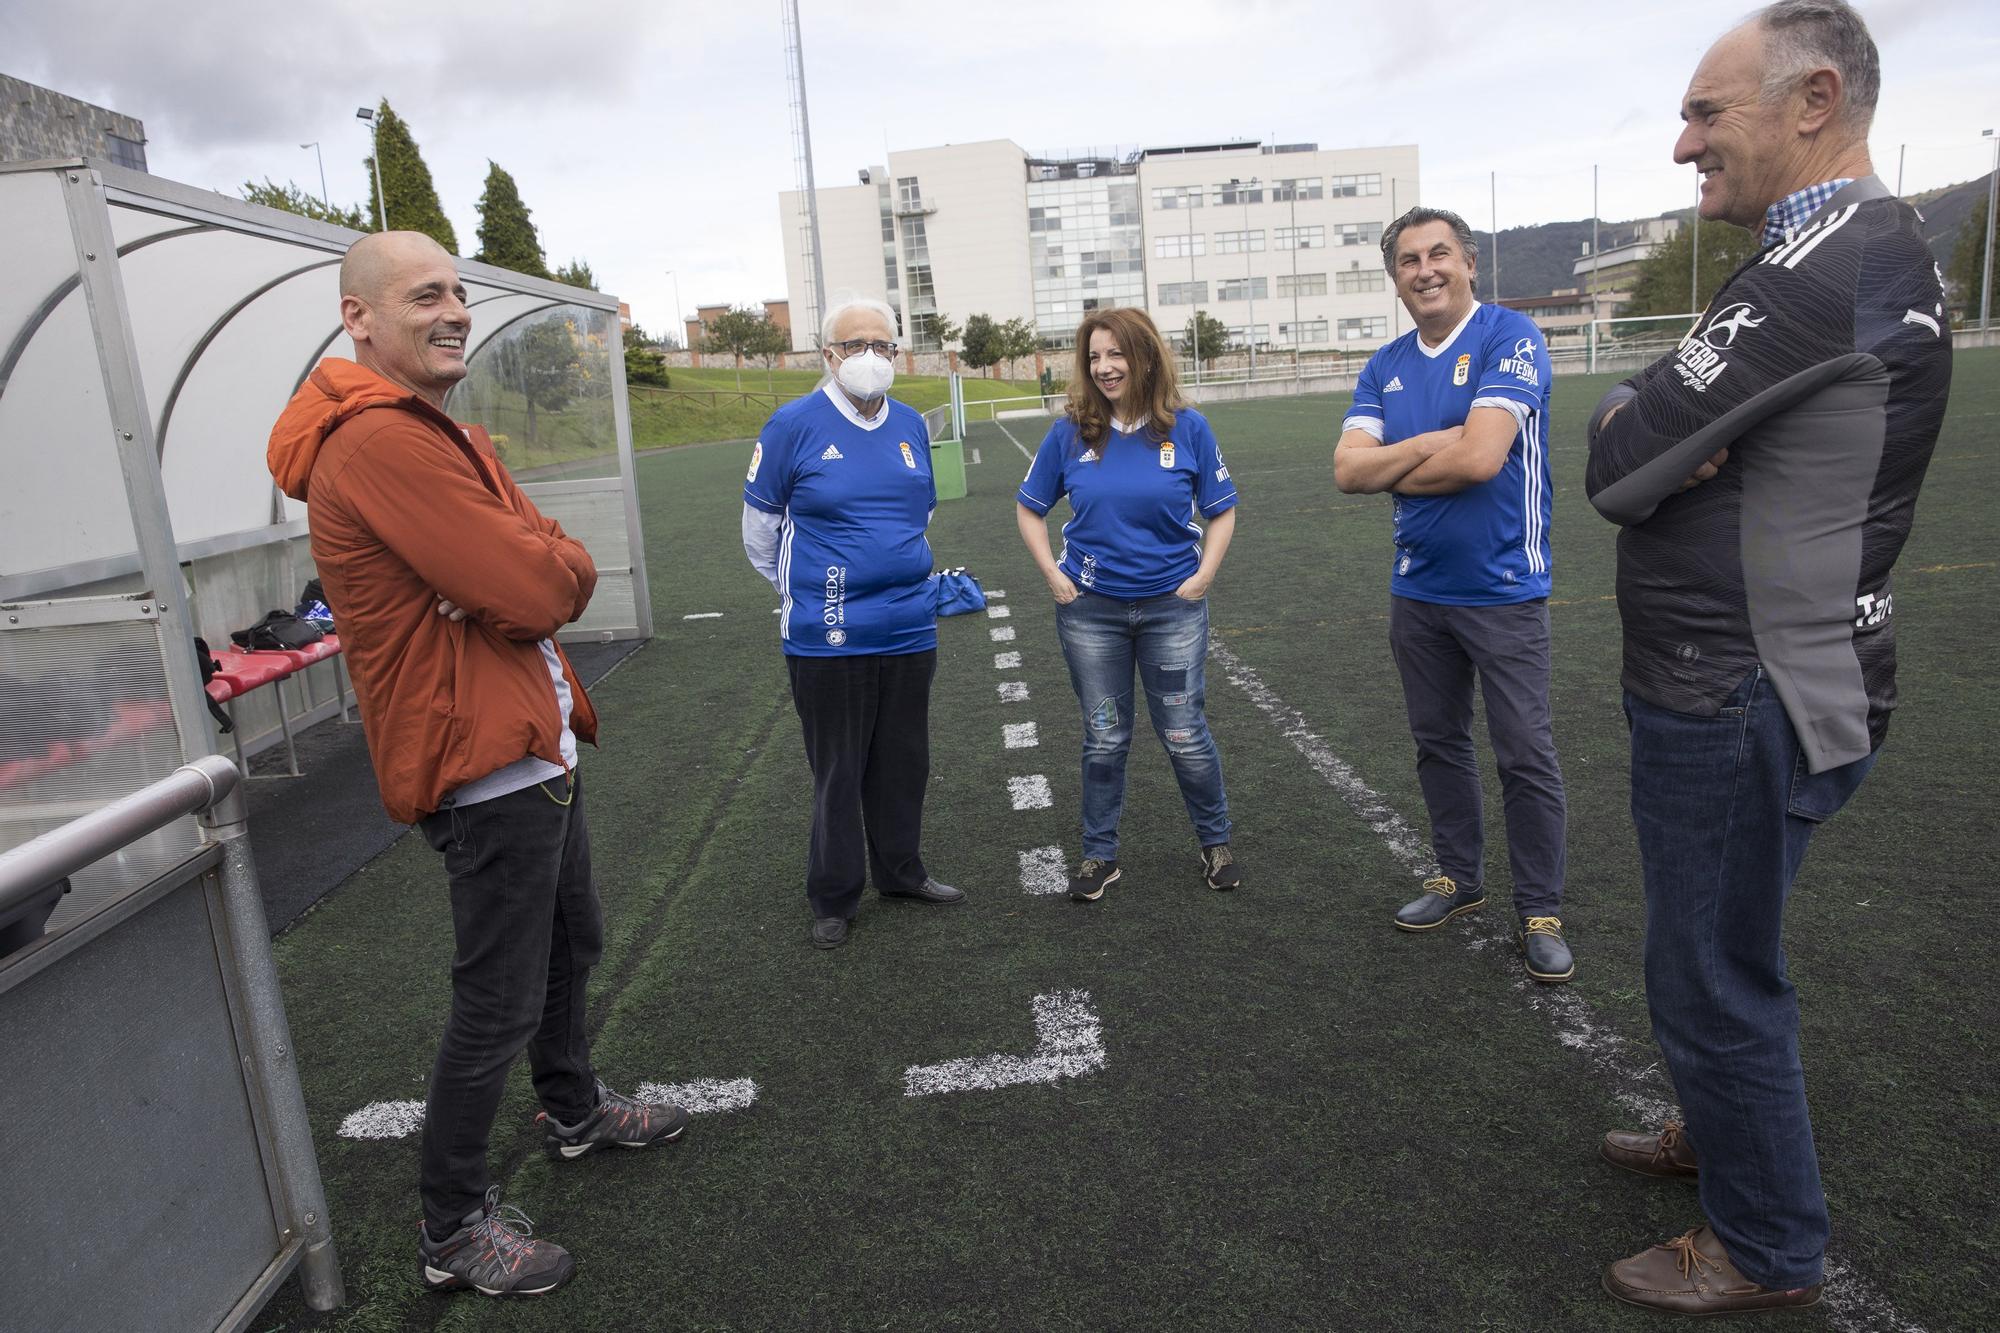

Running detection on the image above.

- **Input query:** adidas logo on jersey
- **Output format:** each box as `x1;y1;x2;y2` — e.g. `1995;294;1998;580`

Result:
1384;376;1404;393
820;444;844;460
1080;448;1099;462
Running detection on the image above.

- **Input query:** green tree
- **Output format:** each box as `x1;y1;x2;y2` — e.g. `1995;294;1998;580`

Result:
473;161;549;279
1947;192;1995;323
553;258;597;290
997;317;1038;381
1621;219;1760;321
1183;310;1229;367
495;315;583;443
623;324;670;387
930;312;962;357
745;316;790;392
702;306;783;390
240;178;372;231
959;313;1001;371
363;100;457;252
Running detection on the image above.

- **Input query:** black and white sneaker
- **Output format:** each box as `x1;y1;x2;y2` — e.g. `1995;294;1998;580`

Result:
1069;858;1120;902
419;1187;575;1298
1201;843;1240;891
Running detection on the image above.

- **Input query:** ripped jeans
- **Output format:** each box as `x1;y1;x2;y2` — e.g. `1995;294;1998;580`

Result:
1054;589;1231;859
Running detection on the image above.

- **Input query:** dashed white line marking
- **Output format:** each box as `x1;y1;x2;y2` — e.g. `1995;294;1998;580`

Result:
987;590;1007;599
903;989;1104;1096
1205;637;1925;1333
683;612;723;620
1018;846;1068;895
998;681;1029;703
338;1078;760;1140
1008;775;1053;810
991;626;1016;643
994;651;1022;669
1003;722;1039;748
969;447;982;464
987;605;1012;619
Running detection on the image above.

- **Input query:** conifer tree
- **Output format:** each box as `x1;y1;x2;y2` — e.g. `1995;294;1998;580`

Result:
474;161;549;279
362;100;458;253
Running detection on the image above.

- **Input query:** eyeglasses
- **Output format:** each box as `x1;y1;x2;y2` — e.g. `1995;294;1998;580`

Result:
831;339;898;358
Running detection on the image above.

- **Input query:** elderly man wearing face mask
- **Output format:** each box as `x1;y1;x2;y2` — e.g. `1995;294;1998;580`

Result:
742;298;964;949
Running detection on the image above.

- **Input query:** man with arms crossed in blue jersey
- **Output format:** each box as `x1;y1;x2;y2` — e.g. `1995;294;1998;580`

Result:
1334;207;1571;984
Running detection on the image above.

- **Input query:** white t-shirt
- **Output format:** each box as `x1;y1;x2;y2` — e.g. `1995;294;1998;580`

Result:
441;640;577;807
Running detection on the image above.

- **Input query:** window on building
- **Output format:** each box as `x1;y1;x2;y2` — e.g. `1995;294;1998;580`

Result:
1337;316;1390;341
1154;233;1206;259
1150;186;1204;210
1157;281;1209;305
1334;222;1384;246
1216;277;1269;303
1278;272;1329;297
1334;269;1385;293
1224;324;1270;347
896;176;922;210
1214;181;1264;206
1029;206;1064;233
1214;229;1266;255
1329;173;1383;197
1278;318;1331;344
1273;178;1323;202
1274;225;1326;250
103;132;147;172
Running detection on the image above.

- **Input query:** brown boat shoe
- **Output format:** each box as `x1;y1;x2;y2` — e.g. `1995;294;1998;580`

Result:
1602;1120;1700;1178
1604;1225;1822;1315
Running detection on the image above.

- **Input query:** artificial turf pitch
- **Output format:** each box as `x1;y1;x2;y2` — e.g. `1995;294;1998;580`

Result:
260;352;1997;1332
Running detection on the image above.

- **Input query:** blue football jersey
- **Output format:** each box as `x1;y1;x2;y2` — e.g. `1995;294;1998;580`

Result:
1017;408;1238;599
744;386;938;655
1345;303;1553;605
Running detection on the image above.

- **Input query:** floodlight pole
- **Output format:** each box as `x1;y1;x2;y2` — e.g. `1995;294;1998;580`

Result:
301;141;329;209
1592;164;1601;374
356;106;386;231
1241;178;1258;377
1981;129;1996;333
782;0;829;334
1490;171;1500;303
1189;189;1201;384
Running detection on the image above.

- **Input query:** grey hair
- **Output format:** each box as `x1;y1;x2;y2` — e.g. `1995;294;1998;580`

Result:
819;296;899;348
1380;206;1480;274
1750;0;1880;133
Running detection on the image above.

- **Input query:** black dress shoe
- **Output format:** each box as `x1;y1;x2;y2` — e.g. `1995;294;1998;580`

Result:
1393;875;1484;931
881;877;964;905
809;917;849;949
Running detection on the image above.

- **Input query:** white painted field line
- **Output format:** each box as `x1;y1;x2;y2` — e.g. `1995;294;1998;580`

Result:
986;589;1007;599
993;418;1034;461
338;1078;760;1140
994;651;1022;669
683;612;724;620
1207;636;1926;1333
998;681;1029;703
1019;846;1067;895
1003;722;1039;748
987;604;1012;619
904;989;1104;1096
969;447;982;465
1008;775;1053;810
991;626;1017;643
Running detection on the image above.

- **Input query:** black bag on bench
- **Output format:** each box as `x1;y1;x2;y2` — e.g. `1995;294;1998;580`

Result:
231;610;324;652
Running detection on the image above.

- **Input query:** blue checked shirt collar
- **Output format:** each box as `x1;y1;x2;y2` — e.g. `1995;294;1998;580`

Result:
1761;179;1854;248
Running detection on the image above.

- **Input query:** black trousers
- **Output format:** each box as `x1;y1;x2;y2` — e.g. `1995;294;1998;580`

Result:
416;771;602;1235
785;650;935;919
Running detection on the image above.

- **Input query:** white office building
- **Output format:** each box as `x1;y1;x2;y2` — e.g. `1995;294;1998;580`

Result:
779;138;1420;355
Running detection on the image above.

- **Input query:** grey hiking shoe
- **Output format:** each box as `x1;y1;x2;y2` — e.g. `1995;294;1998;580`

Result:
1201;843;1240;891
419;1187;575;1298
537;1079;690;1160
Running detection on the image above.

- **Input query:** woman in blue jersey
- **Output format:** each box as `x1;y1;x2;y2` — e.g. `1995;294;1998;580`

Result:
742;298;963;949
1015;307;1241;902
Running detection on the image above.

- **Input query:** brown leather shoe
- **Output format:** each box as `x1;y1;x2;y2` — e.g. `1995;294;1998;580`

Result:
1604;1226;1822;1315
1602;1120;1699;1178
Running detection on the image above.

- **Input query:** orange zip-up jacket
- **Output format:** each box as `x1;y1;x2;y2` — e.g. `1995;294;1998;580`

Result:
269;359;600;823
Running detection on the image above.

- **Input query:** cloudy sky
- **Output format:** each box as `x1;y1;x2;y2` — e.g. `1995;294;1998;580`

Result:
6;0;1995;332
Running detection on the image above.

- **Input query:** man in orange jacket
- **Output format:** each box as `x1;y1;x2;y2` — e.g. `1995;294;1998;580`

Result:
270;231;685;1299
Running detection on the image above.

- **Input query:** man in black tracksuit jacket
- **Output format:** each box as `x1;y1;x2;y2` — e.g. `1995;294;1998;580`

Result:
1583;1;1951;1316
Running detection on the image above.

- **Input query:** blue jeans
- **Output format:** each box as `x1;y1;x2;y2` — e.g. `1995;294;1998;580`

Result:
1054;590;1231;859
1626;668;1874;1289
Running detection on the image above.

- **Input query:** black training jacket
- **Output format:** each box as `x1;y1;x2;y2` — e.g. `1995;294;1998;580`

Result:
1585;176;1951;772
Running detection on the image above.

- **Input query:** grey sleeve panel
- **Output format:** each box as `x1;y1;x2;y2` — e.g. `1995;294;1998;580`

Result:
1738;356;1891;772
1588;353;1884;526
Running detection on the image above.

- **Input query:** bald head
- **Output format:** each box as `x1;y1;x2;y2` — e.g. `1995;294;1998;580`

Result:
340;230;457;302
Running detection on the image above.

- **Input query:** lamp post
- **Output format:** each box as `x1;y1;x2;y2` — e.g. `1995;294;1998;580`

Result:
665;270;684;348
1982;129;1997;333
1232;177;1259;376
300;142;329;210
355;106;386;232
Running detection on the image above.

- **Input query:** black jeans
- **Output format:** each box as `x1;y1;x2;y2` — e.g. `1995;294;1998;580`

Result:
786;650;935;920
416;771;602;1235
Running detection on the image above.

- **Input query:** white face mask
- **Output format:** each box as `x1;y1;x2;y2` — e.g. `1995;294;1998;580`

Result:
833;347;895;400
